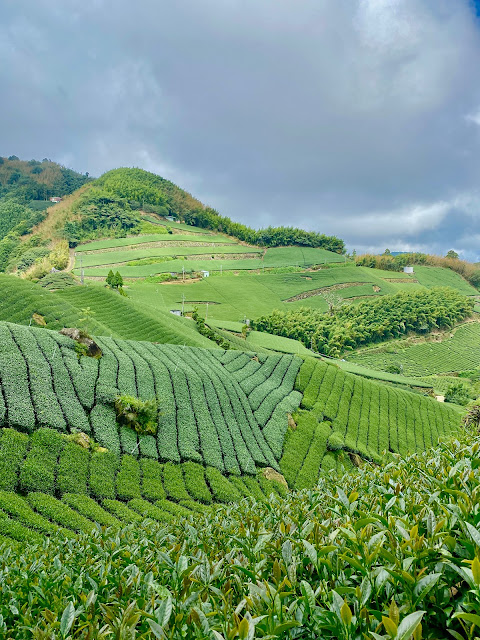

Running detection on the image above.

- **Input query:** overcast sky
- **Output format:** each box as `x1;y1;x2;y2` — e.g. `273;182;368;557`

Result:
1;0;480;258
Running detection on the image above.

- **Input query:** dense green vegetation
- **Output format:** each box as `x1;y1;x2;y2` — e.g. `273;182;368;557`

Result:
2;432;480;637
253;288;474;357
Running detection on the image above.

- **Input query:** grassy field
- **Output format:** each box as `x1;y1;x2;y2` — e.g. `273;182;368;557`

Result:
76;233;237;252
351;321;480;376
126;264;477;322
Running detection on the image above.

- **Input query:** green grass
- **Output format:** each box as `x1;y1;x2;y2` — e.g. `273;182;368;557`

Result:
76;233;236;252
331;358;433;387
351;322;480;376
75;244;262;268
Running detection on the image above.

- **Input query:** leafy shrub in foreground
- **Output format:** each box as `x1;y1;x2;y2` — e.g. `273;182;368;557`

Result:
57;441;89;495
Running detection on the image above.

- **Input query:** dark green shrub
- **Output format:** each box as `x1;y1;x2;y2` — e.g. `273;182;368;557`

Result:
62;494;121;527
0;491;58;534
114;394;158;435
182;462;212;503
19;428;65;495
128;498;173;523
27;492;95;533
116;455;142;500
163;463;190;502
205;467;241;503
102;499;142;523
57;442;89;495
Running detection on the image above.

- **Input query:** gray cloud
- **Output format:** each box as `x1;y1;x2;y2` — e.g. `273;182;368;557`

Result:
1;0;480;257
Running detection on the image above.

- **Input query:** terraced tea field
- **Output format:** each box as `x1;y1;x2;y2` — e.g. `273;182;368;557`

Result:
0;275;214;347
74;227;346;278
0;322;301;471
351;321;480;376
280;358;459;489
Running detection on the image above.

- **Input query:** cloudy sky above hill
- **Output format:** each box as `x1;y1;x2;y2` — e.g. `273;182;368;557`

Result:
1;0;480;257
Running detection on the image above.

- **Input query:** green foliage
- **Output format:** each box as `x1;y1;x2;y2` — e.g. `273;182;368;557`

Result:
19;428;65;495
205;466;242;503
62;494;121;527
65;187;139;245
89;451;118;501
26;492;95;533
116;455;142;500
162;463;190;502
253;288;474;357
57;442;90;495
182;462;212;503
445;381;471;406
0;429;29;491
102;499;143;523
4;434;480;636
114;394;158;435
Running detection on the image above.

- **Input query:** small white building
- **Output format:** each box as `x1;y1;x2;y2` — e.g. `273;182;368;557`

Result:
200;270;210;278
403;266;414;274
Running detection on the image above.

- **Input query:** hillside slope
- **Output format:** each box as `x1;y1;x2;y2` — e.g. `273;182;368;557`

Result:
0;275;215;347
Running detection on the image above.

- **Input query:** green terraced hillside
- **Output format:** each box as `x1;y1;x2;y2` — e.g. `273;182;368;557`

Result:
0;275;215;348
127;264;477;322
351;321;480;376
280;358;460;489
0;321;461;543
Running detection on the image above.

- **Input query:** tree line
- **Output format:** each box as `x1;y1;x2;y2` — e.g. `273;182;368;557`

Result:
252;288;474;357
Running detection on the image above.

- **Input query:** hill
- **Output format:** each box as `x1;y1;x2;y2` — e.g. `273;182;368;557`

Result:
0;322;459;525
0;275;215;348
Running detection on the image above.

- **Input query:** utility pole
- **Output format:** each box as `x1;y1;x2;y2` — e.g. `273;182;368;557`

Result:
182;266;185;282
80;255;84;285
205;302;209;320
181;294;185;316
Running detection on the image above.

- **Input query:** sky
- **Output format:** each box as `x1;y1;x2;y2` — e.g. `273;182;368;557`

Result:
1;1;480;258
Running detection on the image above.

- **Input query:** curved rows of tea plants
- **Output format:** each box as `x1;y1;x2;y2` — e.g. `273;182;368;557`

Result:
0;275;215;348
2;433;480;638
0;322;301;474
0;426;287;544
351;321;480;376
279;358;459;489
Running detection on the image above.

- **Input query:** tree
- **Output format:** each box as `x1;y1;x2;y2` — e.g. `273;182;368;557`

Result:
383;248;391;255
446;250;459;259
114;271;123;288
106;270;115;287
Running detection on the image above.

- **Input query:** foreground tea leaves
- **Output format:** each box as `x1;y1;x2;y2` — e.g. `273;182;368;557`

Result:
3;432;480;637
